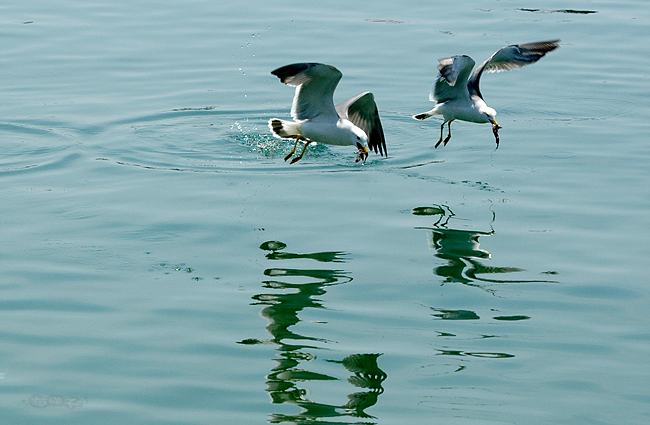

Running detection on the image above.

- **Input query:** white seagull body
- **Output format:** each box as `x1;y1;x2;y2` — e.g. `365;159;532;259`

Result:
413;40;560;148
269;63;386;163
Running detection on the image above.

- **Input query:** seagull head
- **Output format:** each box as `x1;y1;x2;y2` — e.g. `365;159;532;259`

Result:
481;106;502;135
481;106;499;127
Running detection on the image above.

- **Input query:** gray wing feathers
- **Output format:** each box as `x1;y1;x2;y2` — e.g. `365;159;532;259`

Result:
482;40;561;73
468;39;560;98
271;63;342;120
336;92;387;157
430;55;476;103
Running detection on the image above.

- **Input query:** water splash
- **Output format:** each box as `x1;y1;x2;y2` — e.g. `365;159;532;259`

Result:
232;121;287;158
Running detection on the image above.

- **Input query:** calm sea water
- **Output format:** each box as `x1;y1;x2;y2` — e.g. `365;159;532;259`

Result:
2;1;649;424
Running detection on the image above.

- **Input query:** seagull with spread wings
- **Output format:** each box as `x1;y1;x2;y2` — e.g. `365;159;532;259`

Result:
413;40;560;148
269;63;386;163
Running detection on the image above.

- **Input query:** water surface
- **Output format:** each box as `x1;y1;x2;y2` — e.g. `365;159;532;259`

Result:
1;1;649;424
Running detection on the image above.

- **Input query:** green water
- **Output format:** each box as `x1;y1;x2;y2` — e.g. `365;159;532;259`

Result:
1;1;649;424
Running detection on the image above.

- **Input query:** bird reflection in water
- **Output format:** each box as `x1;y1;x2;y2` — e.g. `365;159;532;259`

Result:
414;205;556;291
238;241;387;424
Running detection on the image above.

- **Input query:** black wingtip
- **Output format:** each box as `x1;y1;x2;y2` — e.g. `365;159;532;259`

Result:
271;63;314;82
371;121;387;158
369;106;387;157
518;39;561;55
270;119;283;135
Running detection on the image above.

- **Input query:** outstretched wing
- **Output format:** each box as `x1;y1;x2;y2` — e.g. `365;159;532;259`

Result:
430;55;476;103
336;92;387;157
468;40;560;99
271;63;342;121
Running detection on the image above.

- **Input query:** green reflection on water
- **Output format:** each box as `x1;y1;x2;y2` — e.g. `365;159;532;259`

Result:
261;240;348;263
436;350;515;359
431;309;480;320
493;315;531;321
239;242;387;424
414;204;557;291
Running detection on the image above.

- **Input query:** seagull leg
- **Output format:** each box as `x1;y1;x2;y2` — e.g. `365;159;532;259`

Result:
435;122;446;148
290;141;310;164
284;137;301;162
442;120;454;146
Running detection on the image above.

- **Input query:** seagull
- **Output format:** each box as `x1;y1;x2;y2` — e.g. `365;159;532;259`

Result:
269;63;387;164
413;40;560;148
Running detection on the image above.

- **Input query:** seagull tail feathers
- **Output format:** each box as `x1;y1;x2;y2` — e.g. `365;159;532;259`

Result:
268;119;301;139
412;110;438;121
